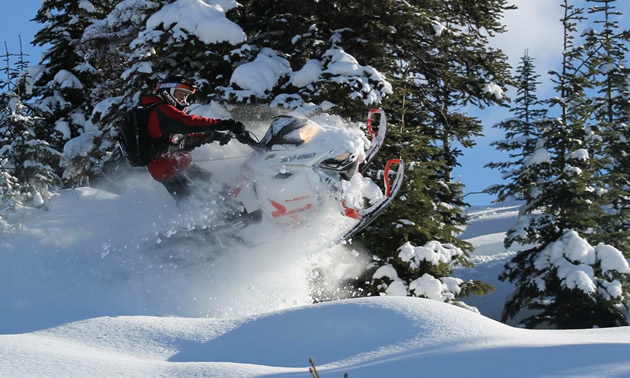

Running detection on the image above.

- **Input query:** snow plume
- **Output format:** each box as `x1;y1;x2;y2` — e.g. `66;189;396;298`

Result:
0;111;375;332
5;190;630;376
0;168;363;332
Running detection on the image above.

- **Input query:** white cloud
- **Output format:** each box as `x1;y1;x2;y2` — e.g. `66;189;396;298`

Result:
492;0;564;95
493;0;630;96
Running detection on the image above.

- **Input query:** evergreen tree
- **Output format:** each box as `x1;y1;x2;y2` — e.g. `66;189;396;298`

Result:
0;93;59;209
61;0;158;185
29;0;115;185
582;0;630;254
0;46;60;221
499;0;630;328
486;50;548;203
0;59;23;225
120;0;246;105
342;0;513;304
227;0;393;118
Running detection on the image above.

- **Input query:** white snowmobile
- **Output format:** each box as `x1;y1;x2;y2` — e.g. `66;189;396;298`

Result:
230;109;405;243
144;110;404;261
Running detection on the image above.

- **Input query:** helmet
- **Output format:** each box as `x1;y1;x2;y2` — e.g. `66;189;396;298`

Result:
155;75;198;111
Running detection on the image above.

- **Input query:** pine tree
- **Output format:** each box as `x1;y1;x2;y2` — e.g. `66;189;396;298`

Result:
499;0;630;328
582;0;630;254
29;0;115;185
227;0;393;119
60;0;158;185
120;0;246;104
0;86;22;226
0;43;60;222
486;50;548;203
319;0;515;304
63;0;247;185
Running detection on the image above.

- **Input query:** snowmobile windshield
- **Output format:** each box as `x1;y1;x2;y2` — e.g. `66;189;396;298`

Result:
260;116;321;149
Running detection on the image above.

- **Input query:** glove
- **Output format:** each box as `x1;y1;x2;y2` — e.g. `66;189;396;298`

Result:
220;119;245;134
214;131;232;146
235;130;258;146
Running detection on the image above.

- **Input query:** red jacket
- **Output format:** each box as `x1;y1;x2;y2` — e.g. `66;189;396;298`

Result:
142;94;222;181
141;94;222;139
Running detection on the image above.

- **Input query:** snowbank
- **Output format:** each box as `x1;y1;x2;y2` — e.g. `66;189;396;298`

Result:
1;297;629;377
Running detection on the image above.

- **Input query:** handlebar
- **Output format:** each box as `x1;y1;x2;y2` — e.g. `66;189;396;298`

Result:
178;129;261;149
234;130;261;148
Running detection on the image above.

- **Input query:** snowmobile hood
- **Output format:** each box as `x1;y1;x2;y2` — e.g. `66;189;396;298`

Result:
260;116;321;148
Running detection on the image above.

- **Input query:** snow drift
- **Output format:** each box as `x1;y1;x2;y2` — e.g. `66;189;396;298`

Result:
1;154;630;377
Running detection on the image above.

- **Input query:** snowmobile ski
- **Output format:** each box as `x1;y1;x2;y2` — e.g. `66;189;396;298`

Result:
358;109;387;173
339;158;405;242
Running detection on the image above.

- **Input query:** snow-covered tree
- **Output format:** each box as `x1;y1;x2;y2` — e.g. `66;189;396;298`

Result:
120;0;246;104
29;0;116;185
60;0;159;185
61;0;247;185
0;90;60;218
304;0;511;305
0;37;61;225
0;91;23;226
499;0;630;328
582;0;630;254
502;231;630;328
225;0;392;118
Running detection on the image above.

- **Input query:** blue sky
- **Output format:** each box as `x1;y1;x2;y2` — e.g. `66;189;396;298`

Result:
456;0;630;205
0;2;42;65
2;1;629;206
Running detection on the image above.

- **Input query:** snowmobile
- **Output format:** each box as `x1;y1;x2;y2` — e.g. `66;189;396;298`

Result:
144;110;404;262
229;109;405;243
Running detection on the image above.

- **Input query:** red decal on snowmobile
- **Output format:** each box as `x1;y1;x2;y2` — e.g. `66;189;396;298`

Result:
232;186;242;197
342;200;361;220
285;195;310;203
269;199;313;219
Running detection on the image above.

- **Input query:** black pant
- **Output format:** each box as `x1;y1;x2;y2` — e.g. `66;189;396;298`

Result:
160;164;212;204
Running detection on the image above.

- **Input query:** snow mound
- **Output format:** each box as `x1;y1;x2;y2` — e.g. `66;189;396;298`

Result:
2;297;629;377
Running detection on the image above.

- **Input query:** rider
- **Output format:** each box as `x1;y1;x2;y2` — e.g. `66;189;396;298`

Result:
142;75;245;203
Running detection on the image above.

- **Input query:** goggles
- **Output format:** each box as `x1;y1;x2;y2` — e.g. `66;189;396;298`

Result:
155;82;197;94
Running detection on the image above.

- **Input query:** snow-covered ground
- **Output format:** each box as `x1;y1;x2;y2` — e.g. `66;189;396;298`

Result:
1;162;630;377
